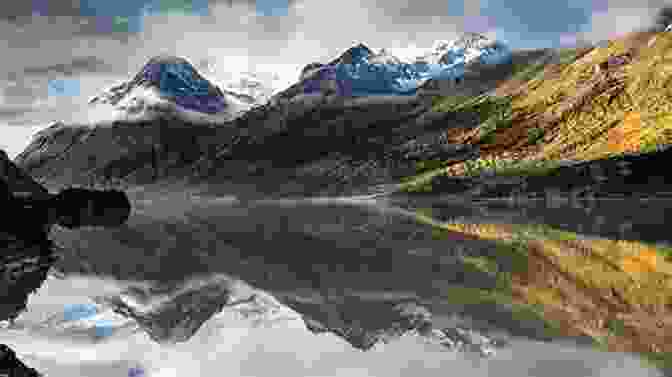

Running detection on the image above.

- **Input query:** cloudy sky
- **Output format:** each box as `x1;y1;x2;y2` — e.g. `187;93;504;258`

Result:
0;0;671;158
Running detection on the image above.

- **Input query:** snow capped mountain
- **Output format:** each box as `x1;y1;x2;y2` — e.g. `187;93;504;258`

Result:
328;43;374;66
293;33;512;98
89;55;228;113
196;58;280;106
221;71;276;105
368;48;405;66
81;33;510;123
86;55;258;124
415;33;510;67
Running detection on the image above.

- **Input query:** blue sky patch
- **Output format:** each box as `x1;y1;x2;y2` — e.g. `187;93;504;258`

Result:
48;78;81;97
256;0;289;17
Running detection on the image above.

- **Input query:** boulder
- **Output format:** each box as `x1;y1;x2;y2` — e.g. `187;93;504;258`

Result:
0;150;50;200
0;344;42;377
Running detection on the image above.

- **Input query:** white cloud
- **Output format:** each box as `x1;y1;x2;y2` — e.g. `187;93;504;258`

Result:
578;6;659;43
558;2;671;46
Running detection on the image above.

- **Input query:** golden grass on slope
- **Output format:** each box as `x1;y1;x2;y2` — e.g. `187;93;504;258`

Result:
606;111;642;154
503;32;672;162
399;33;672;192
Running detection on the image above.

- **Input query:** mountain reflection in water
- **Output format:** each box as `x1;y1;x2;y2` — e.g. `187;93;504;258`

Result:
1;194;666;377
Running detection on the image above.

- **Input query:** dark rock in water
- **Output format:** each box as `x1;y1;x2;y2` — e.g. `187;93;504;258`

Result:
0;252;58;324
0;344;42;376
0;235;56;377
51;187;131;228
0;150;59;330
0;150;59;325
0;150;50;200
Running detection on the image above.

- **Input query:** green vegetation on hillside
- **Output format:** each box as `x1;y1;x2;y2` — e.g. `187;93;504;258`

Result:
557;48;583;66
400;33;672;197
431;87;517;147
430;93;488;113
398;94;519;191
413;159;455;175
399;156;565;194
511;58;552;82
462;156;563;177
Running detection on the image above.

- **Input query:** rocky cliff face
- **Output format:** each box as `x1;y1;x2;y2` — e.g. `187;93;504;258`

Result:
0;344;42;377
0;151;60;325
14;118;238;191
14;87;477;198
0;149;50;199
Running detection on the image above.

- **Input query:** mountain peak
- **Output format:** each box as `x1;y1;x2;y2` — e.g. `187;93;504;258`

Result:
329;43;374;65
89;55;230;115
134;55;223;96
145;54;192;65
446;32;497;50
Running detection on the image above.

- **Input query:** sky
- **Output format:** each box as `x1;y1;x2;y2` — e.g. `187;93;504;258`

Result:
0;0;671;158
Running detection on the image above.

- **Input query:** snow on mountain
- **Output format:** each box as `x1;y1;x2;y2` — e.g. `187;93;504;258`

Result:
85;55;257;126
292;32;513;98
196;57;282;106
221;71;276;105
79;33;510;125
417;32;511;66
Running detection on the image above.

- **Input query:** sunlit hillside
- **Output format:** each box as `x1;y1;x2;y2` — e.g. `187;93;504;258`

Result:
405;31;672;186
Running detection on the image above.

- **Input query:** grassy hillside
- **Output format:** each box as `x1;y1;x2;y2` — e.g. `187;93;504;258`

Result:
401;31;672;190
397;32;672;371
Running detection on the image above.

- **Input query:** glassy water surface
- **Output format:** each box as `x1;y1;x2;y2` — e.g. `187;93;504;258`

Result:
3;194;670;377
